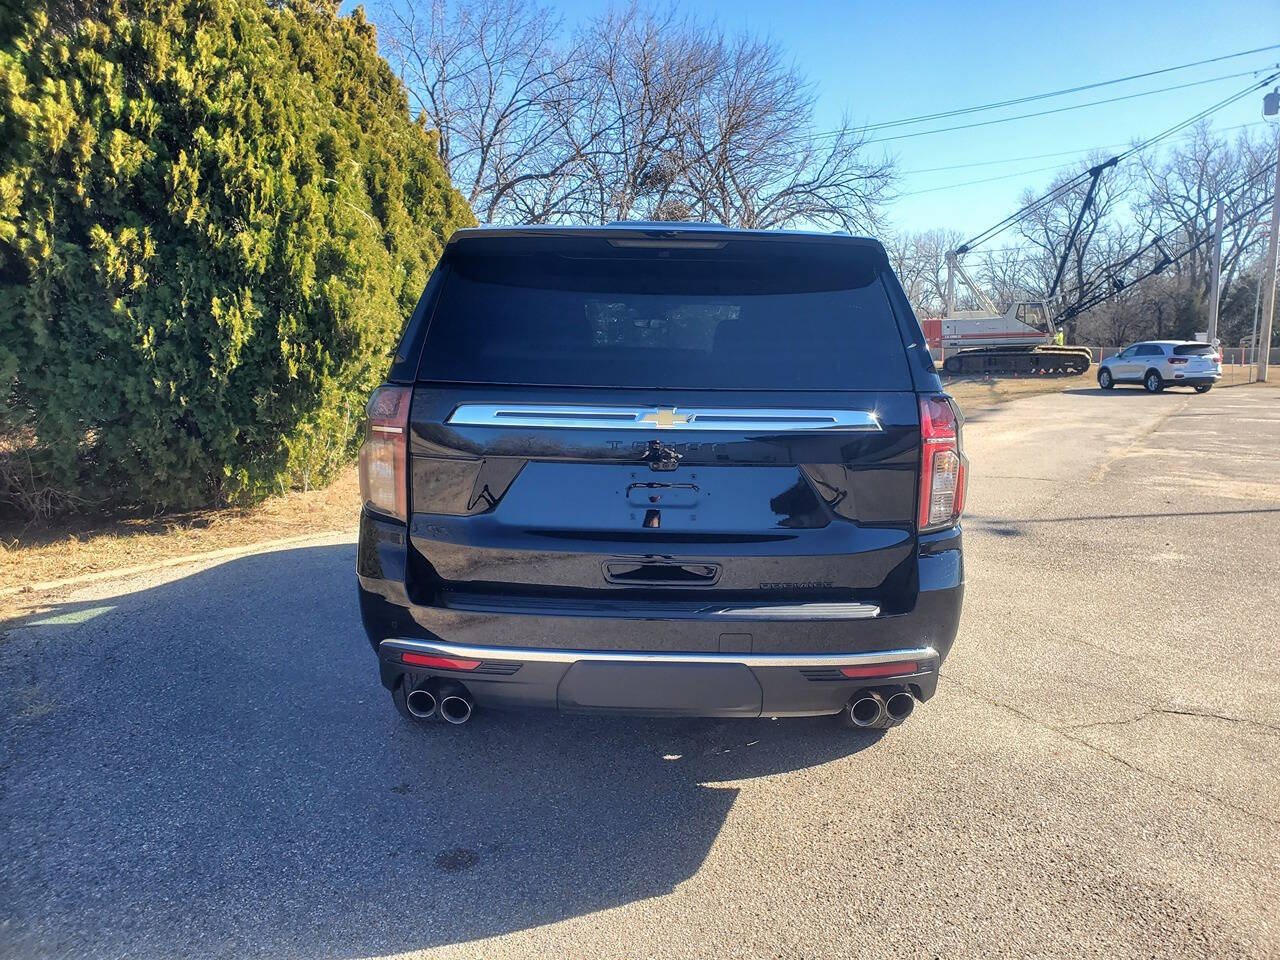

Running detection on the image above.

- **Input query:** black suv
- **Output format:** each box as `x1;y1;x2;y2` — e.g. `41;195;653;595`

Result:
356;223;965;730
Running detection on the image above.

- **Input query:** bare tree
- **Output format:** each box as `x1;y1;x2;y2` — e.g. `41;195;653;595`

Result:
1073;286;1144;347
972;246;1039;312
375;0;895;229
1138;122;1275;307
674;30;894;231
885;229;969;314
885;233;935;313
377;0;582;223
543;4;721;223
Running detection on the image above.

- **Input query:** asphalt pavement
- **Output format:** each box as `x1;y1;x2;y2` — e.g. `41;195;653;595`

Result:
2;383;1278;959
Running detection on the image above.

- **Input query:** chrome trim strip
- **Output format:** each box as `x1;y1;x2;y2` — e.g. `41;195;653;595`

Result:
381;637;937;669
709;602;879;620
446;403;881;432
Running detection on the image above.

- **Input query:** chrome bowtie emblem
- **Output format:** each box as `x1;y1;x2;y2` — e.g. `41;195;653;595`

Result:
638;407;691;429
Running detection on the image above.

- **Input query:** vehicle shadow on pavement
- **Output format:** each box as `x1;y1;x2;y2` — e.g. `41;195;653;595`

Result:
1060;387;1183;397
0;544;881;959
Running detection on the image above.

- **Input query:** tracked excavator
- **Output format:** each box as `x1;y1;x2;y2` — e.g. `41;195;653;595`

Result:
923;252;1093;376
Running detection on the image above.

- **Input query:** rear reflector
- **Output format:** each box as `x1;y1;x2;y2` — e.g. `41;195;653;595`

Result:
401;652;482;671
839;661;918;679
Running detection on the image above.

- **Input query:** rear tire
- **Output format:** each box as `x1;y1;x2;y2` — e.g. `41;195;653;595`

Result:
1194;384;1213;393
1143;370;1164;393
943;356;963;375
1097;368;1114;390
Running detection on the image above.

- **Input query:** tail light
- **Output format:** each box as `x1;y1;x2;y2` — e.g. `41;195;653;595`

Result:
918;396;967;532
358;384;411;522
1168;357;1188;365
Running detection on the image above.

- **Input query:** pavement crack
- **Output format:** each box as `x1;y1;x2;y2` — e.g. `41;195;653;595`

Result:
1089;394;1192;485
1066;707;1280;735
941;675;1280;828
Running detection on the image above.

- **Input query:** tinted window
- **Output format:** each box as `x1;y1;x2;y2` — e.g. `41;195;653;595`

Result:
419;237;912;390
1015;302;1048;331
1173;343;1215;356
1137;344;1164;356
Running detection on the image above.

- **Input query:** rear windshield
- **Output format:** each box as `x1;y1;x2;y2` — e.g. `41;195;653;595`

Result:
1173;343;1215;356
418;236;912;390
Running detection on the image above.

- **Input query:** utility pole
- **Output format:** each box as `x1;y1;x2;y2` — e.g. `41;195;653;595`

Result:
1257;89;1280;382
1249;270;1263;378
1207;203;1223;346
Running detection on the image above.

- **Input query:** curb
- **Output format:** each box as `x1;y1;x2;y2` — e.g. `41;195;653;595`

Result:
1;528;357;599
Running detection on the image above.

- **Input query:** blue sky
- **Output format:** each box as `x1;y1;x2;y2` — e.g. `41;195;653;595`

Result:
539;0;1279;237
361;0;1279;237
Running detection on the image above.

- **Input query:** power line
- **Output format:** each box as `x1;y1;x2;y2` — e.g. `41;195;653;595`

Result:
774;52;1276;181
780;64;1273;157
903;146;1135;176
894;121;1273;198
956;72;1280;253
846;43;1280;135
897;121;1267;177
898;162;1094;198
1123;75;1277;155
853;67;1271;148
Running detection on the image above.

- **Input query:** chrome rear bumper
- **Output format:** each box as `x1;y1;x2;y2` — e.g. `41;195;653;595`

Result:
379;638;940;718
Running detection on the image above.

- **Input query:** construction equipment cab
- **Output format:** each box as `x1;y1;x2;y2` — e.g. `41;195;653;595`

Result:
355;223;966;732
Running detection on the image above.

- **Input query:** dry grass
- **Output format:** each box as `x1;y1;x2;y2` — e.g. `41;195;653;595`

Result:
944;365;1278;417
943;371;1089;413
2;467;359;609
1217;364;1280;388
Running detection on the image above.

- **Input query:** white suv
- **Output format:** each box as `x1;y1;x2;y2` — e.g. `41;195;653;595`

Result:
1097;340;1221;394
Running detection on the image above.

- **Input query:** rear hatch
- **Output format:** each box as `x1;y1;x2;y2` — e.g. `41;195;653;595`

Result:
1172;342;1220;373
404;231;924;626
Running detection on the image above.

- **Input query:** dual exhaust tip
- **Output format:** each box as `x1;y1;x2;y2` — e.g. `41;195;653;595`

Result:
405;680;473;724
848;689;915;728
